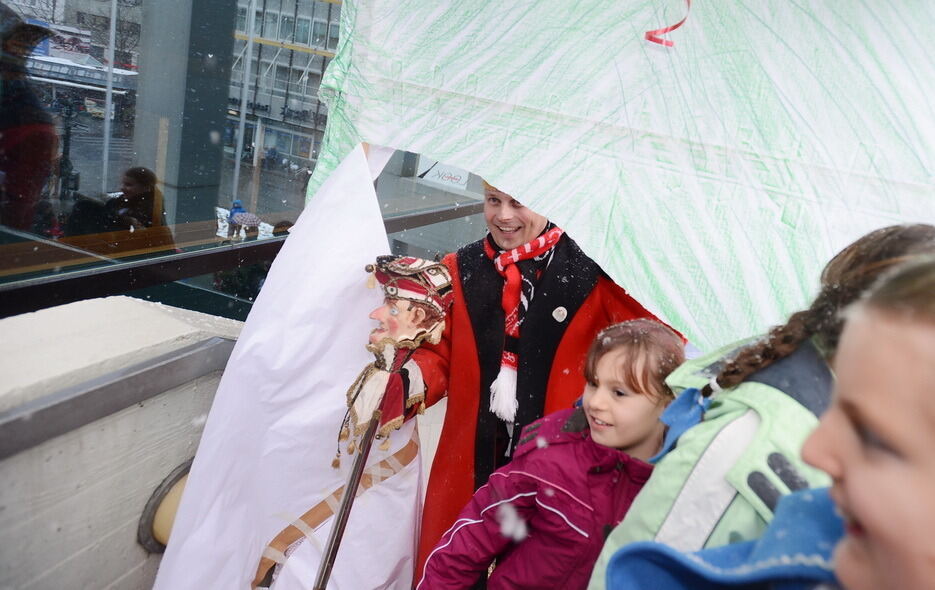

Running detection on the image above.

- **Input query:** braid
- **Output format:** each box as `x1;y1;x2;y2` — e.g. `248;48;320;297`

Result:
702;223;935;397
706;312;807;395
704;289;843;395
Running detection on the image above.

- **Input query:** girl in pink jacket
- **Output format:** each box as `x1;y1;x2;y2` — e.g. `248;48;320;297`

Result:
417;319;685;589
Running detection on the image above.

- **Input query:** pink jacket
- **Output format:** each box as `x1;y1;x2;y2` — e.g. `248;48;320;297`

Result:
416;408;653;589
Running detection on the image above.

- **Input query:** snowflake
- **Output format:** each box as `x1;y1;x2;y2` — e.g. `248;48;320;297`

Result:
497;502;528;542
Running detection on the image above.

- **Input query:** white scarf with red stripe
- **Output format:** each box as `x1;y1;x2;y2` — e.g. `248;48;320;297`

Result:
483;226;564;422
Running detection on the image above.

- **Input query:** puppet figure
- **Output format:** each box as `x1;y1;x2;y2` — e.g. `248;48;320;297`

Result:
253;255;452;589
339;255;453;460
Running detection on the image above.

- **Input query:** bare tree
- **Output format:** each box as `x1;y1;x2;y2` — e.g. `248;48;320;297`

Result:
82;8;141;66
10;0;59;24
113;18;140;57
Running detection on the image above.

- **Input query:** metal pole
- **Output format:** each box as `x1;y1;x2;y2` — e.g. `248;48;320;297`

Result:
312;416;380;590
232;0;257;202
102;0;118;194
313;346;414;590
58;102;73;201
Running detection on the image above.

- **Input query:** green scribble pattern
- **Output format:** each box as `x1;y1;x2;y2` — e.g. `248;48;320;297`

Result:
309;0;934;350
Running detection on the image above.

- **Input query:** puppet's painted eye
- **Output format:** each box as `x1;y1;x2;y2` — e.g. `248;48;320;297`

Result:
389;307;399;316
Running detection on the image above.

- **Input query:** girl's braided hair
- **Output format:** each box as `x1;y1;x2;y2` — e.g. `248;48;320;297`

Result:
702;224;935;396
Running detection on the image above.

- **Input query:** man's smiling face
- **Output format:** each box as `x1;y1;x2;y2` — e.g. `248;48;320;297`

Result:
483;185;547;250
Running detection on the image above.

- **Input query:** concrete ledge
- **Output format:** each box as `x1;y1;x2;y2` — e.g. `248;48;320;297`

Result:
0;296;242;413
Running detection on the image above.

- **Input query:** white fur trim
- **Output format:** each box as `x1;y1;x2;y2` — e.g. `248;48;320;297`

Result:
489;365;518;422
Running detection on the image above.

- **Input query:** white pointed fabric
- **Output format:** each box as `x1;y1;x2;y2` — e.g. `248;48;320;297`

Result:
153;144;422;590
310;1;935;351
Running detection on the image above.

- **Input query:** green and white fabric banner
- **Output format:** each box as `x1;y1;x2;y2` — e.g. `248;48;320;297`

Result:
311;0;934;350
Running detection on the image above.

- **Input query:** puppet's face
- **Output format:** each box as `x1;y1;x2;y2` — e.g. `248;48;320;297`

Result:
368;297;427;345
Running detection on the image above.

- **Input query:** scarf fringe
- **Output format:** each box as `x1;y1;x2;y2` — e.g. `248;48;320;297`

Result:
489;364;518;422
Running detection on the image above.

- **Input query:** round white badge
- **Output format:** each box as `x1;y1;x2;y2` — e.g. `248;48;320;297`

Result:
552;306;568;322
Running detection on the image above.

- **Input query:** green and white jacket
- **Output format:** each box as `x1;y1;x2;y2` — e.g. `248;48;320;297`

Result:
588;338;833;590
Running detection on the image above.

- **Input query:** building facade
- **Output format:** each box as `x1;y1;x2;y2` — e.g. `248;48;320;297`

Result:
226;0;340;170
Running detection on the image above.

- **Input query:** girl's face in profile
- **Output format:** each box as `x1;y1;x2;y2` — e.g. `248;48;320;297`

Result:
581;346;668;461
802;308;935;590
120;175;145;199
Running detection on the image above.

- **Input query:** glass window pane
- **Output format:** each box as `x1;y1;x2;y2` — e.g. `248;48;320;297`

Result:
0;0;352;317
263;12;278;38
295;18;310;44
312;20;326;47
264;130;278;149
276;132;293;155
294;136;311;158
279;16;294;41
328;23;339;50
306;71;321;94
274;65;289;90
289;69;304;93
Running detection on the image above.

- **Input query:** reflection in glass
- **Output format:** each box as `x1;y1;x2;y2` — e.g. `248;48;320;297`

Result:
0;4;58;234
1;1;494;322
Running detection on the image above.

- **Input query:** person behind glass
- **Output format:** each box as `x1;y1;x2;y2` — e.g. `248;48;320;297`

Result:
602;255;935;590
410;180;667;579
64;166;164;234
589;224;935;589
112;166;164;230
264;145;278;170
0;4;57;231
417;320;684;590
228;198;247;238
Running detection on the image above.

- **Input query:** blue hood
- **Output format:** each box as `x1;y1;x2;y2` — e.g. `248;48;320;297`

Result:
606;488;843;590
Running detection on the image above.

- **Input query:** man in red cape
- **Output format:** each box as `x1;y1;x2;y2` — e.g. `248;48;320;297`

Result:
410;182;665;582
